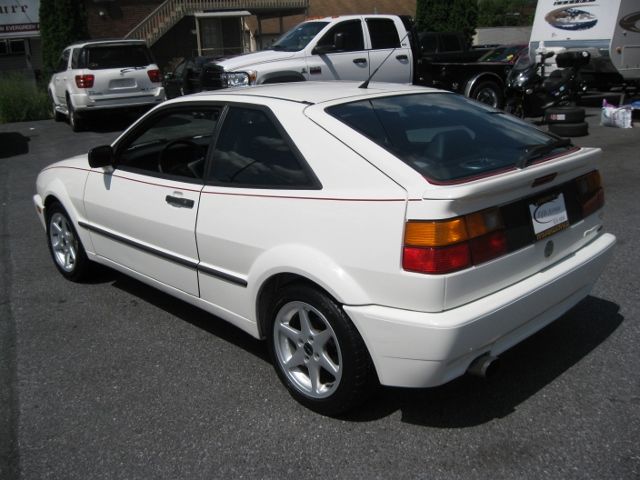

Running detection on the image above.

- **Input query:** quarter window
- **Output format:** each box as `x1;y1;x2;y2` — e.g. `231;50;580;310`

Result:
116;108;220;181
209;107;313;188
367;19;401;50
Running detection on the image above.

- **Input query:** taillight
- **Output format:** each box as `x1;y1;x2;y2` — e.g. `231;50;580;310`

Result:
403;207;506;275
576;170;604;217
147;69;162;83
75;74;94;88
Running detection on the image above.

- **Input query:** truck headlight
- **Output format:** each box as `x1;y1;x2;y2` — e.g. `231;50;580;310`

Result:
221;71;256;88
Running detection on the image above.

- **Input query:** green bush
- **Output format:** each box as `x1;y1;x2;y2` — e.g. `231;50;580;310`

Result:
0;74;51;123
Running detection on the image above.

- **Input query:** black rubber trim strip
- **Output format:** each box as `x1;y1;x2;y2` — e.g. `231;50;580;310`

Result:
79;221;197;269
78;221;247;287
197;264;248;287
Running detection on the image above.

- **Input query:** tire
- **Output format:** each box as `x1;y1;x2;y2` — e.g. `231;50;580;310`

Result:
267;283;376;416
548;121;589;137
50;94;64;122
67;97;83;132
471;80;504;109
544;106;585;124
46;202;92;281
504;98;525;118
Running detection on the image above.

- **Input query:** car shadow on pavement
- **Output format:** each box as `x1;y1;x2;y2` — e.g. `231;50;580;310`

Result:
346;296;622;426
109;271;269;362
100;270;621;426
76;110;147;134
0;132;30;158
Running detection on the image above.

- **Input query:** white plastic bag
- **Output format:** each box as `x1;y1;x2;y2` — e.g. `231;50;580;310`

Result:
601;99;633;128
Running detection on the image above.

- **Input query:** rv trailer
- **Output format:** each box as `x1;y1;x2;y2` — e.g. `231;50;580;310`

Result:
529;0;640;83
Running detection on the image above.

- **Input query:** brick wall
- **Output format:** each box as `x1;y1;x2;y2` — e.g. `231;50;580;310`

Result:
85;0;416;41
86;0;163;39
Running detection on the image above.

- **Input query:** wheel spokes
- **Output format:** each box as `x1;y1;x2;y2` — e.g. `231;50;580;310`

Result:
274;300;343;399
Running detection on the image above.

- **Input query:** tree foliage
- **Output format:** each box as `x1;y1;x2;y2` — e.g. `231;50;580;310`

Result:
478;0;536;27
415;0;479;47
40;0;89;75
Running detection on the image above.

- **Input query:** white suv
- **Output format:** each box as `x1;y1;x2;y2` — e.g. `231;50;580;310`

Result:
49;39;166;131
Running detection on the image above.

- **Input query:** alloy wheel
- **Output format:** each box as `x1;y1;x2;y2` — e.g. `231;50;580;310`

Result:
273;300;343;399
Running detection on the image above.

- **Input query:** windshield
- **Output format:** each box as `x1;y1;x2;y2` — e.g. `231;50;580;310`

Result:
512;52;534;71
270;21;329;52
478;45;526;63
326;93;572;183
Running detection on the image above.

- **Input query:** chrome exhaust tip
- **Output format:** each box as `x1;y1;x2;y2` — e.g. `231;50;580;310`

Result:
467;354;500;379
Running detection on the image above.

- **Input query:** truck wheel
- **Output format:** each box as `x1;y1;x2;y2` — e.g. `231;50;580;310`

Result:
267;283;376;416
548;121;589;137
471;81;503;109
544;107;585;124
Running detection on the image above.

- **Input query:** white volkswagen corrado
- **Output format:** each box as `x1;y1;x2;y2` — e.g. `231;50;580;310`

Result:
34;82;616;415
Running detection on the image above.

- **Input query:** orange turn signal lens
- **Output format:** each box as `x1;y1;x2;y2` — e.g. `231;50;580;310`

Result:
404;219;467;247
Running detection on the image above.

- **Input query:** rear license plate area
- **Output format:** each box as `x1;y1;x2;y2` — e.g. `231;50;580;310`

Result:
109;78;136;89
529;192;569;240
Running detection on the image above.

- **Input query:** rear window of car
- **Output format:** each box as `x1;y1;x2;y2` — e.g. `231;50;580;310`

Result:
80;44;153;70
326;93;572;183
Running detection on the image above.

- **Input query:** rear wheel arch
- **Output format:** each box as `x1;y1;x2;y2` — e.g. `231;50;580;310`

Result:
257;273;333;339
465;73;505;108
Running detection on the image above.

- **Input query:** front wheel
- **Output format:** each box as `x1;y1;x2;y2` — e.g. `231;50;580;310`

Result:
50;94;64;122
67;97;83;132
504;98;525;118
267;283;376;416
46;202;92;281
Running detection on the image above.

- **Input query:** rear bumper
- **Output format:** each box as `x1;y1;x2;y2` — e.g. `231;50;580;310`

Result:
345;232;616;388
71;88;166;111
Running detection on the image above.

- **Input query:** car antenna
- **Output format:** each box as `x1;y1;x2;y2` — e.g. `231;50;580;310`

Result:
359;30;411;89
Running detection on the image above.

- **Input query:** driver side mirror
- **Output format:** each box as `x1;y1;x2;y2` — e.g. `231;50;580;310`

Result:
312;32;346;55
543;51;555;59
333;32;346;51
88;145;114;168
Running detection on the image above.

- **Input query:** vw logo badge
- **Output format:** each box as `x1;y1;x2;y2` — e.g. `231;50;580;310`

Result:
544;240;554;258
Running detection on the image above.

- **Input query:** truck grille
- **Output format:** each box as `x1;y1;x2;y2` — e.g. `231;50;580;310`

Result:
201;63;226;90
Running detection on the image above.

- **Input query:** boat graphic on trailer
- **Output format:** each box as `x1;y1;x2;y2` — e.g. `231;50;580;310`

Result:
546;8;598;31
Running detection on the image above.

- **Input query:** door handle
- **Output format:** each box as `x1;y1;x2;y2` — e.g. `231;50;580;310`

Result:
165;195;194;209
353;58;367;65
396;54;408;61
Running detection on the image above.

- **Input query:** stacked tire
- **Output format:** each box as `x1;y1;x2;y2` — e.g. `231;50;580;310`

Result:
544;106;589;137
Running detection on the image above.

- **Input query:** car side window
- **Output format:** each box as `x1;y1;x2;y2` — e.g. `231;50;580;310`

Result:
441;34;463;52
366;19;401;50
316;20;365;52
56;49;70;72
209;107;315;189
420;33;438;54
116;107;221;181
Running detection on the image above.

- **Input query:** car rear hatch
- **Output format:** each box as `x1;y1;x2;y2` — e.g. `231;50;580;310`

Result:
316;89;608;311
79;43;161;102
407;147;606;310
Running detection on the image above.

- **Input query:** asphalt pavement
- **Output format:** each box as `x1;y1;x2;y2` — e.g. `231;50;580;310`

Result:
1;109;639;480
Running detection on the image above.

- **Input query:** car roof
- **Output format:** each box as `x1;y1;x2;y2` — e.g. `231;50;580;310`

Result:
183;81;442;106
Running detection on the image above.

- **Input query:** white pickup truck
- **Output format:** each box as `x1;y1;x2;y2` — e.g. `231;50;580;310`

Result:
193;14;511;108
204;15;414;88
